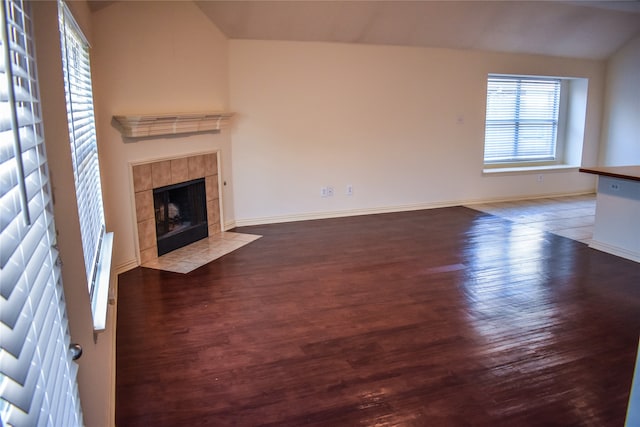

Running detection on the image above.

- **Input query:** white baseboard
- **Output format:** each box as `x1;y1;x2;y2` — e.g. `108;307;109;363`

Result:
589;241;640;263
461;190;595;206
231;191;596;228
114;259;139;275
232;201;454;227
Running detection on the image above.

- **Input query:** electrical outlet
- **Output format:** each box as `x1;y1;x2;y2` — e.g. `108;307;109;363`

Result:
320;187;328;197
537;174;544;182
610;182;621;192
326;186;334;197
346;185;353;196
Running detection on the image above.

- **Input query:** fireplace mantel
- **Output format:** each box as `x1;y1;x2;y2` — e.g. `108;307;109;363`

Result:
113;112;234;138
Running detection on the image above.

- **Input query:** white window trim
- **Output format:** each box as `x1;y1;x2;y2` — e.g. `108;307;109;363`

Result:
482;164;579;176
58;0;112;331
483;74;562;168
482;74;588;174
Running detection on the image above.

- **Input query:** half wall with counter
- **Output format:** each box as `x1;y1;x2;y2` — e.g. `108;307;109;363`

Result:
579;166;640;263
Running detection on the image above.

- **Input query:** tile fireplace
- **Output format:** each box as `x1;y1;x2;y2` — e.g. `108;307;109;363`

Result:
132;152;221;264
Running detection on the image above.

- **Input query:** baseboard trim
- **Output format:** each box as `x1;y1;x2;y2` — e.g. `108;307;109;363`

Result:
232;191;596;228
462;191;595;206
232;202;451;227
115;259;138;275
589;241;640;263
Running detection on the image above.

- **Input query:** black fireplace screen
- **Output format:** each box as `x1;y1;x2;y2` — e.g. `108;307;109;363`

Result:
153;178;208;256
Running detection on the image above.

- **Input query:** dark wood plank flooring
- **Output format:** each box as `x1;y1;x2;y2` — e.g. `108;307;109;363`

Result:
116;207;640;426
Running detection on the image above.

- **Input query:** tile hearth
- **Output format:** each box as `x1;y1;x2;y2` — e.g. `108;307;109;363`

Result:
141;232;261;274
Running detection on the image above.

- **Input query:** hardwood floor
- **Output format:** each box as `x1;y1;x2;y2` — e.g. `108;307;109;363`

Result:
116;206;640;426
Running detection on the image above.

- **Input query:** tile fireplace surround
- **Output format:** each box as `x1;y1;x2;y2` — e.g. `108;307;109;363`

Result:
132;152;221;265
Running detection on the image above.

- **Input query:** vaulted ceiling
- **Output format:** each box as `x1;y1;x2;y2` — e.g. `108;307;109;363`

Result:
194;0;640;60
90;1;640;60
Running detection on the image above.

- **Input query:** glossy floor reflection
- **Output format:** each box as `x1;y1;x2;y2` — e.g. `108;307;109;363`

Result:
117;205;639;426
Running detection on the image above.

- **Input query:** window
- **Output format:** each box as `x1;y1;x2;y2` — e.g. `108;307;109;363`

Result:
58;1;112;328
484;75;561;165
0;0;83;424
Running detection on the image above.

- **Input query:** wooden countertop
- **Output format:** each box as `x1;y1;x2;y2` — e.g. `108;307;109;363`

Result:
579;166;640;182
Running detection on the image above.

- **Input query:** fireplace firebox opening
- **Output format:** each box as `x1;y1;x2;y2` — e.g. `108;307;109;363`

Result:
154;178;208;256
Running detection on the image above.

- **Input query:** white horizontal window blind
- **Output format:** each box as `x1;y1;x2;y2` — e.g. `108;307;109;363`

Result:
58;2;106;301
0;0;83;425
484;75;561;164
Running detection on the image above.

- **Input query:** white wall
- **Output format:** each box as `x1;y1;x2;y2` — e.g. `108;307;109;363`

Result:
600;34;640;165
229;40;604;224
91;1;231;272
33;2;115;426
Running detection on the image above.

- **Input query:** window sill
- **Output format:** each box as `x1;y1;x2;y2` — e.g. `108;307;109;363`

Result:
483;164;579;175
91;232;114;332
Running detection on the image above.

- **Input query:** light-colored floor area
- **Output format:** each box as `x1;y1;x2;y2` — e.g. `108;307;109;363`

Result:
465;193;596;244
142;231;261;274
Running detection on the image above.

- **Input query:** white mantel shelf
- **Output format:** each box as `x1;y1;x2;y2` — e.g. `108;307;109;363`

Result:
112;112;234;138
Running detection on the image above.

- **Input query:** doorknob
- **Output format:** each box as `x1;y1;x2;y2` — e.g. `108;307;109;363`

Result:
69;343;83;361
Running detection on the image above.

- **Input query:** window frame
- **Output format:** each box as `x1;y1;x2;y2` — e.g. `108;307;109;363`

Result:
58;0;112;331
483;74;568;170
